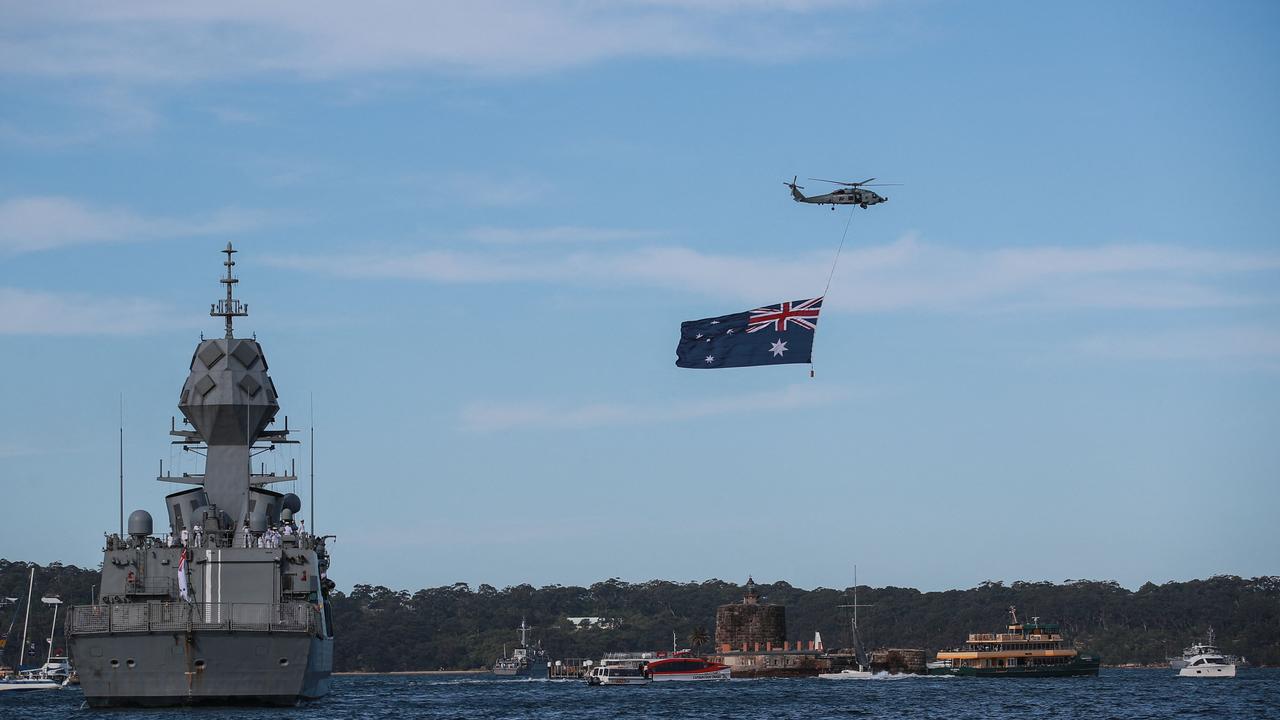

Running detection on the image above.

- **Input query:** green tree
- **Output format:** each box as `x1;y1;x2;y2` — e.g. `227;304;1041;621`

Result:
688;626;710;654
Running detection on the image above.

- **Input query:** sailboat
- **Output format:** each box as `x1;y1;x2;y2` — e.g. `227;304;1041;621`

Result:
819;566;875;680
0;568;62;693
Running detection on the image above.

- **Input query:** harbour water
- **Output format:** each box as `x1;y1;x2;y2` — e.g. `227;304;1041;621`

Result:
4;669;1277;719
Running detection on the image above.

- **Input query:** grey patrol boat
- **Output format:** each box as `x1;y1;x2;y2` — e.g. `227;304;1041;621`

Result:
66;244;334;706
492;618;548;678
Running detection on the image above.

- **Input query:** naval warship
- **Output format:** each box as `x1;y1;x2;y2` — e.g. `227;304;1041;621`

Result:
66;244;334;706
492;619;548;679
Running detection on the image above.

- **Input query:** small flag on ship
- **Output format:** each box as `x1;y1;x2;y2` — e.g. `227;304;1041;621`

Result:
675;297;822;369
178;549;191;602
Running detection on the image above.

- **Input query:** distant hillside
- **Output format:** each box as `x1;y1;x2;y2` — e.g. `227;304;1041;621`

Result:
328;575;1279;672
4;560;1275;672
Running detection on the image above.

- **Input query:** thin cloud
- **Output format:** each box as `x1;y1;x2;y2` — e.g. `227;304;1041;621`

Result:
0;196;282;254
1077;327;1280;365
461;383;847;432
0;87;160;148
465;226;660;245
0;2;865;82
0;287;181;336
264;235;1280;313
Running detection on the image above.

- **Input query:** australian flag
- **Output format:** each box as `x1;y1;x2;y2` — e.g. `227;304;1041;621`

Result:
676;297;823;369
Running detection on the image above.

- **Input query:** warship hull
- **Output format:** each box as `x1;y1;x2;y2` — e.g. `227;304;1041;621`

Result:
68;601;331;707
71;632;331;707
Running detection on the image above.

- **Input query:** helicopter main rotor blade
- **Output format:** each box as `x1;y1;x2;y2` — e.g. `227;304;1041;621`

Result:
862;183;903;187
809;177;877;186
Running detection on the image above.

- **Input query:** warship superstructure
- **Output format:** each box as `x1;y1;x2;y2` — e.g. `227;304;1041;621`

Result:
66;244;334;706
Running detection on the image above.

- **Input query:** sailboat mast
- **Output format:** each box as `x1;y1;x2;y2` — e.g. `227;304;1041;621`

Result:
19;567;33;669
45;603;59;666
853;564;858;638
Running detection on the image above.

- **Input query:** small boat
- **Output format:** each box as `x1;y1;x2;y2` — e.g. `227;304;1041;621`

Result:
0;673;63;693
1169;628;1243;672
37;655;72;684
646;655;730;681
1177;639;1236;678
819;667;875;680
585;663;651;686
929;606;1100;677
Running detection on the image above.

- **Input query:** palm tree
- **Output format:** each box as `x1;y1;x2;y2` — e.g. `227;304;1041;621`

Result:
688;626;710;654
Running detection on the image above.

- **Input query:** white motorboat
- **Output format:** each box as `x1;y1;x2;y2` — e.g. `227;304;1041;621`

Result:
585;663;651;686
1169;628;1244;671
1178;649;1236;678
819;667;875;680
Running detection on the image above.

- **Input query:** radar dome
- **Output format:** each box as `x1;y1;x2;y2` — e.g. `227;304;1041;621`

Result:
280;507;294;523
127;510;153;537
282;493;302;514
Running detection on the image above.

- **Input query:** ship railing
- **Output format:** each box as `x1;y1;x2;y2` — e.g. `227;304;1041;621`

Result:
67;602;318;635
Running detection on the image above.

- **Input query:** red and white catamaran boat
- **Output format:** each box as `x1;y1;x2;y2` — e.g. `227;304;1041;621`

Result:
646;655;731;681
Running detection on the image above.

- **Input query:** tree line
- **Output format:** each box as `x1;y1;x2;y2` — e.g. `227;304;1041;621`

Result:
3;560;1275;672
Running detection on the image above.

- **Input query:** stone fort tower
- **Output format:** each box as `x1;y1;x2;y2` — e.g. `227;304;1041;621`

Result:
715;577;786;651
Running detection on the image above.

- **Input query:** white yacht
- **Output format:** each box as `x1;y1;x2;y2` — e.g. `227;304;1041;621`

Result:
1171;628;1239;676
1178;648;1236;678
0;673;63;693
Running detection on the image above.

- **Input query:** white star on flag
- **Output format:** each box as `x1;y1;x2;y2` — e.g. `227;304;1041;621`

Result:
705;355;715;363
769;339;788;357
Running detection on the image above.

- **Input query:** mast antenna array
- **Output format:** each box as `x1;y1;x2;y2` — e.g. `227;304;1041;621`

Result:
211;242;248;339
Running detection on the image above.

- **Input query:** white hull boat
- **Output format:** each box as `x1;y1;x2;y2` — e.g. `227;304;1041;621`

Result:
586;665;651;686
0;674;63;692
1178;657;1236;678
819;668;875;680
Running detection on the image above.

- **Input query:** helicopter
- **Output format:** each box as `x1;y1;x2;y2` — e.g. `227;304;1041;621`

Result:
785;176;898;209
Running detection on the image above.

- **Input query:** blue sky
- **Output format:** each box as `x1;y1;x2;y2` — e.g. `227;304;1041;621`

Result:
1;1;1277;593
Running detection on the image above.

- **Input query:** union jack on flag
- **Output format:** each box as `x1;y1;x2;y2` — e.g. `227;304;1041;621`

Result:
676;296;823;369
747;297;823;333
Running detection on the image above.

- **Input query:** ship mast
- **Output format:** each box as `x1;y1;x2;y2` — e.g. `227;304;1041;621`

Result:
211;242;248;339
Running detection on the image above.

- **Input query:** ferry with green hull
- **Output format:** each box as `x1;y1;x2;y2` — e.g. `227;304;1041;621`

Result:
929;606;1099;678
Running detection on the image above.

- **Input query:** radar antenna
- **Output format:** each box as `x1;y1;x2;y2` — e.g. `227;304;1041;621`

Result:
211;242;248;339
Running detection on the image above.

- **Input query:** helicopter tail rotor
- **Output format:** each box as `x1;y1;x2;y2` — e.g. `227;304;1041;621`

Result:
785;175;806;201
